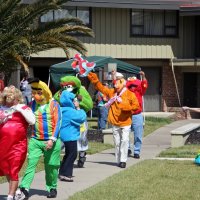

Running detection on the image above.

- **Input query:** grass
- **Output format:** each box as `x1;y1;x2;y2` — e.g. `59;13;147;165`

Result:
143;116;173;137
158;144;200;158
87;142;113;154
69;159;200;200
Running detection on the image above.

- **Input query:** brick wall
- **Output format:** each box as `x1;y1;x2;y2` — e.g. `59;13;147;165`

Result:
161;63;183;112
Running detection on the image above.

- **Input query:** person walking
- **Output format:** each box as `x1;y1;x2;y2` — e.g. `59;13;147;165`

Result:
0;86;35;200
59;91;86;182
126;71;148;159
87;72;139;168
15;78;62;200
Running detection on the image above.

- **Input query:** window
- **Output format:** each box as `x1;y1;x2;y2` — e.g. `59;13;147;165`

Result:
40;7;91;27
131;9;178;37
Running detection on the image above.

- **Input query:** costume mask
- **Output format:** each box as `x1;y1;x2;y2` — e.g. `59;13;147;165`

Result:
113;78;126;94
126;77;142;93
60;76;81;94
31;80;52;105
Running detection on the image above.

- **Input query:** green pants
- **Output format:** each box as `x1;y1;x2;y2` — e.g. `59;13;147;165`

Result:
20;138;61;192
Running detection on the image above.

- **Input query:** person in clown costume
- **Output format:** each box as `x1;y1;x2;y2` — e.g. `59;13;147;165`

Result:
126;71;148;159
54;75;93;168
0;86;35;200
15;78;62;200
87;71;140;168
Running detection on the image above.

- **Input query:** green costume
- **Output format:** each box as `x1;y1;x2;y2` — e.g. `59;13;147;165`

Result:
20;138;61;191
54;76;93;113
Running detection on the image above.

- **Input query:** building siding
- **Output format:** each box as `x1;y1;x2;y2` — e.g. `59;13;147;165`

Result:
31;8;196;60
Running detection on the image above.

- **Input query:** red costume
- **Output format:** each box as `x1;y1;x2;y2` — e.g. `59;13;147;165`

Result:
0;105;35;181
126;78;148;114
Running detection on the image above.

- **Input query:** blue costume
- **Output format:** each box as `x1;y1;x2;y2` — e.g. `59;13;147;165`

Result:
59;90;86;181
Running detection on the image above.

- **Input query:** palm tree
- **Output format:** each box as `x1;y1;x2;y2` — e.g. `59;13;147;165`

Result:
0;0;94;79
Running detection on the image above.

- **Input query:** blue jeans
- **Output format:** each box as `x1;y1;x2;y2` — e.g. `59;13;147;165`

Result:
131;113;144;155
97;106;108;130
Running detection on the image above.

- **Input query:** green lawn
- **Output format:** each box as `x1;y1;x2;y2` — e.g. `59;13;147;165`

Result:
69;159;200;200
158;144;200;158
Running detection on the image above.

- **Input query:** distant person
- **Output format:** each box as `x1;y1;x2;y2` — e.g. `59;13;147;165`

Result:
96;83;109;130
20;72;32;105
126;71;148;159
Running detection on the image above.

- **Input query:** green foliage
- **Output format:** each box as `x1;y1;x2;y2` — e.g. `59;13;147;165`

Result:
0;0;94;78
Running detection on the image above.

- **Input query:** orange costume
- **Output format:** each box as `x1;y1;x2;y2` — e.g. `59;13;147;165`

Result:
88;72;139;126
88;72;139;168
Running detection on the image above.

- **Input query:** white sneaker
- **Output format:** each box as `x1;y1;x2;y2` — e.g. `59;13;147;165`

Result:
7;196;14;200
15;188;29;200
15;188;22;200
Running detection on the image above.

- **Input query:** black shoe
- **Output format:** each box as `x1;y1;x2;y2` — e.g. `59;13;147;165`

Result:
47;189;57;198
119;162;126;168
77;160;84;168
133;154;140;159
128;149;132;156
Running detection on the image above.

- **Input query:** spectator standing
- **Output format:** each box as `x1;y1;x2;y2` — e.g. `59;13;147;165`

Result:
126;71;148;159
20;72;32;105
96;83;109;130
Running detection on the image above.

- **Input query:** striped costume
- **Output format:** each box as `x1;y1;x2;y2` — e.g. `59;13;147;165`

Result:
19;99;62;192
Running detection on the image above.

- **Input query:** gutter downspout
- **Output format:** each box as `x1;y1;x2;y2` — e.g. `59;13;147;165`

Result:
171;58;181;107
140;73;145;125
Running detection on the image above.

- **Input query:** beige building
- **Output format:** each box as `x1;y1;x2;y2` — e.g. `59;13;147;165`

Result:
21;0;200;115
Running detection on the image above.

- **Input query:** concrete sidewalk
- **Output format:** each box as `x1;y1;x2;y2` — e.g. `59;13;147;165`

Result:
0;119;200;200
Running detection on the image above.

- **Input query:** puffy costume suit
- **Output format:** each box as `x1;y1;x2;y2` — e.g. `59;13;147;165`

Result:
87;72;139;168
17;79;62;199
0;86;35;181
54;75;93;167
54;75;93;112
126;75;148;157
59;90;86;181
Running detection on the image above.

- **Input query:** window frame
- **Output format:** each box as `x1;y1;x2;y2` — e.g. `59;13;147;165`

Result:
130;9;179;38
39;6;92;28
